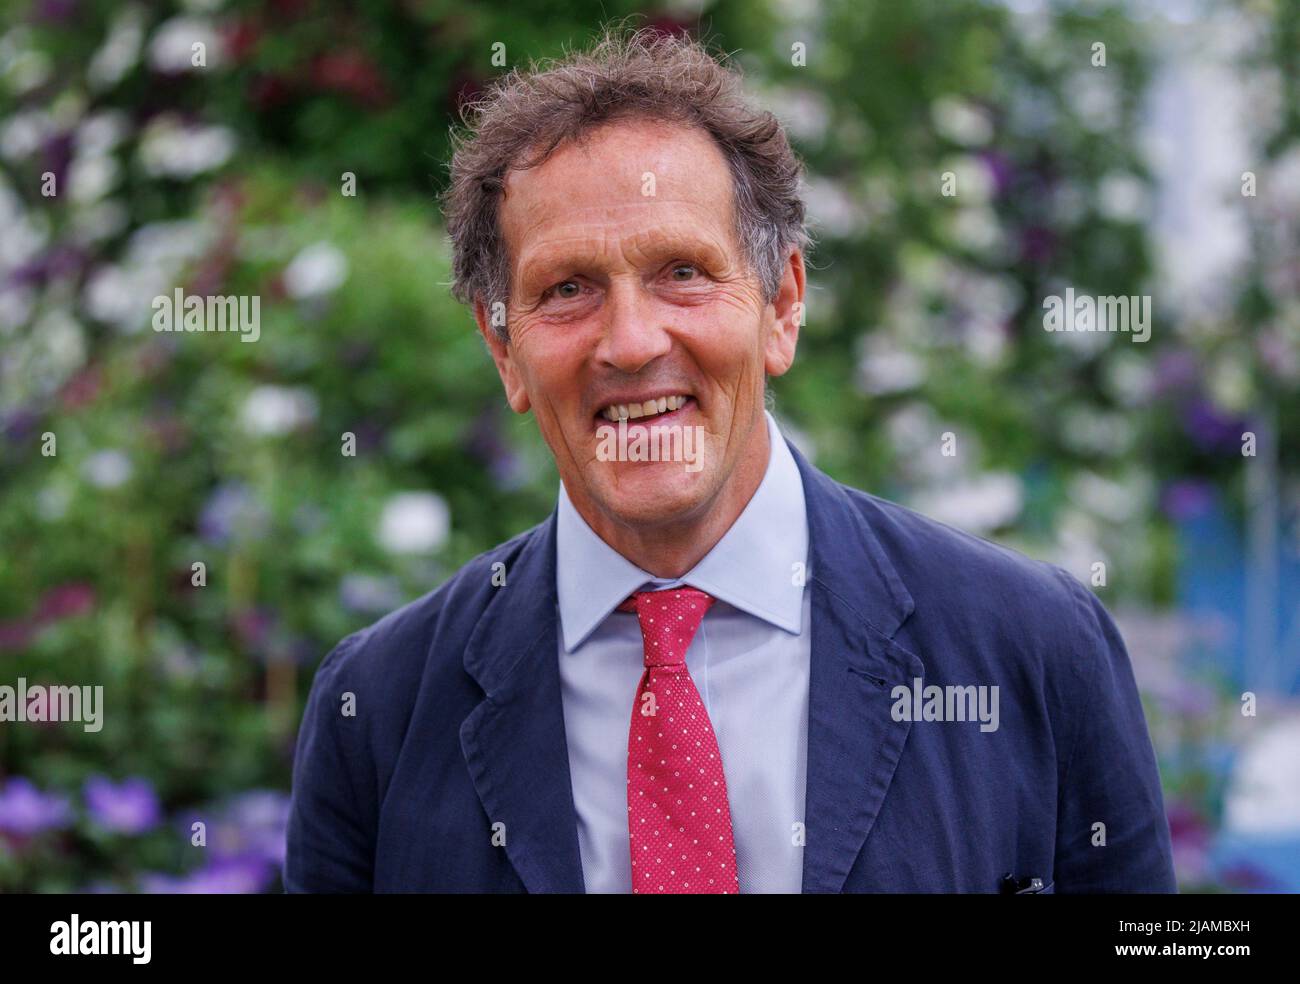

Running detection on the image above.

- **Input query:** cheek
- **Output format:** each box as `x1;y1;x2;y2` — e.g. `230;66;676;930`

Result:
682;310;766;387
512;325;591;406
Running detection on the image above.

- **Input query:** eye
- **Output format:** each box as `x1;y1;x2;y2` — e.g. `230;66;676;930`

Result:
669;264;698;282
551;280;581;299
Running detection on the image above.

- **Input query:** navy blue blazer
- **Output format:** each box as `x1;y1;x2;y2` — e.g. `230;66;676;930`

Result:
284;440;1177;893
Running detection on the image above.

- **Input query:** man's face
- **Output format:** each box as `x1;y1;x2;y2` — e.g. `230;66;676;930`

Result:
478;119;800;533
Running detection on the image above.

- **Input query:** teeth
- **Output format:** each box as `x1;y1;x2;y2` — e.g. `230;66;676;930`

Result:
600;395;688;422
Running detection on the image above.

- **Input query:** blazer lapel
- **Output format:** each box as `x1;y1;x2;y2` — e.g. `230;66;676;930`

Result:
458;513;587;893
790;444;926;893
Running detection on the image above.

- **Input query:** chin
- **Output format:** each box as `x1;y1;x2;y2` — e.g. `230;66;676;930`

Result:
592;461;716;527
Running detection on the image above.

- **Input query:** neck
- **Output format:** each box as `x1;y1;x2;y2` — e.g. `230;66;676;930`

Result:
569;421;772;579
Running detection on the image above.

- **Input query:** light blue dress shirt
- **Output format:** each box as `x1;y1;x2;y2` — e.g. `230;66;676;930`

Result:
556;410;811;893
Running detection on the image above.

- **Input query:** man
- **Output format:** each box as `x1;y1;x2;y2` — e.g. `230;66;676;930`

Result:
284;29;1176;893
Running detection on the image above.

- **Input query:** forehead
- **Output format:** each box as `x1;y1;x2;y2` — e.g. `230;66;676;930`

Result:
499;119;737;284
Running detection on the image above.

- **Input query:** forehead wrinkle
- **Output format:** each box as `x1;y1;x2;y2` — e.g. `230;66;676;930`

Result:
514;208;733;291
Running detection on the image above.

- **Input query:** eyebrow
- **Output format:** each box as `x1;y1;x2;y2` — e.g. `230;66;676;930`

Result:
515;233;728;293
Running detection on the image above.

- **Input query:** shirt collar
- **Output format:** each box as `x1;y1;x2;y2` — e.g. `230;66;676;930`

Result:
556;410;808;652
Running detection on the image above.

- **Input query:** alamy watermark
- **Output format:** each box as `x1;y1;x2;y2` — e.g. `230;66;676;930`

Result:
50;914;150;964
152;288;260;343
0;678;103;733
595;419;705;473
1042;288;1151;343
890;677;1000;733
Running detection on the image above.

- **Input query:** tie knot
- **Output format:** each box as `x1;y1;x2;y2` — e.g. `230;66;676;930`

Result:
619;587;715;667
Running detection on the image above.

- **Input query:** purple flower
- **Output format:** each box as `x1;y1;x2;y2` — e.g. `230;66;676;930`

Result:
210;790;290;866
0;778;73;835
1161;479;1216;521
978;150;1014;197
197;483;268;545
140;855;274;894
1152;350;1200;396
1181;398;1246;452
84;776;161;835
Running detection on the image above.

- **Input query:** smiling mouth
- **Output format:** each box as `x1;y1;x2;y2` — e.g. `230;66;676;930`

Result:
595;394;694;425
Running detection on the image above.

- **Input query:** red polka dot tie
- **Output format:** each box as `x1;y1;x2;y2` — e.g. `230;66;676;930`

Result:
619;587;739;894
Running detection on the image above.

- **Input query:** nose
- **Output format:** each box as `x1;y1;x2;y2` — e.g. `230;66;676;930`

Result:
593;279;672;373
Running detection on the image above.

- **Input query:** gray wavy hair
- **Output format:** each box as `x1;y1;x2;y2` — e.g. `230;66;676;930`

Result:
441;26;811;341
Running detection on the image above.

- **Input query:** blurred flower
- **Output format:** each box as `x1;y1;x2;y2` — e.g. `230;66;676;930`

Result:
803;177;863;238
977;149;1014;197
67;153;119;204
148;16;225;74
1151;349;1200;396
36;484;71;521
209;790;290;866
239;385;318;437
138;116;234;179
84;776;162;835
762;86;830;144
35;582;95;622
340;574;403;615
283;242;348;299
60;364;103;410
909;472;1024;535
1166;800;1212;884
308;49;390;108
0;778;73;835
1097;172;1148;222
82;449;133;488
377;491;450;554
1161;479;1216;521
1181;397;1247;452
198;482;268;544
88;7;145;90
931;96;993;146
231;607;276;653
75;110;130;158
856;332;925;396
140;856;273;894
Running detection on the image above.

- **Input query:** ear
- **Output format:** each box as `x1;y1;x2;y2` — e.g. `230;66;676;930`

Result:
764;248;804;378
474;297;531;414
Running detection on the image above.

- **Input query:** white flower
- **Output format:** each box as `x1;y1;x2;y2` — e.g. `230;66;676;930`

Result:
88;7;145;90
909;472;1024;534
856;333;925;396
762;86;830;144
803;177;863;238
76;110;130;157
377;492;451;555
0;109;53;161
148;16;223;73
931;97;992;146
283;242;349;299
68;154;119;204
84;450;133;489
138;116;234;179
239;385;319;437
1098;172;1148;222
